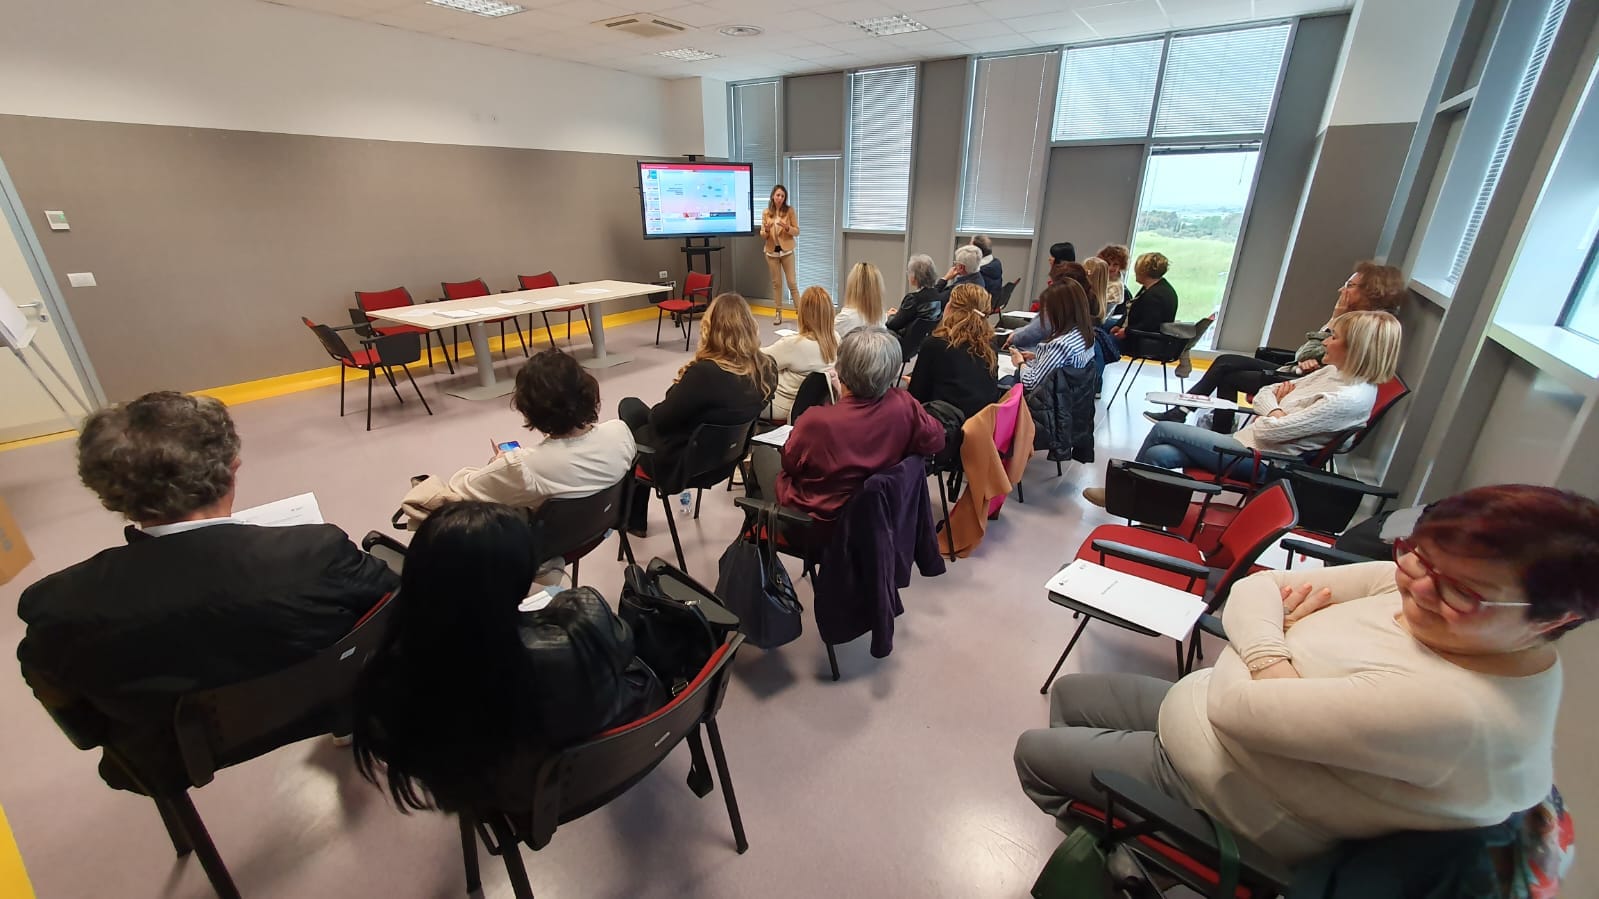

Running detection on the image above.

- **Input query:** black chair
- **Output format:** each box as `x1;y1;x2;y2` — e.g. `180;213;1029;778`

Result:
1106;315;1214;407
633;419;757;571
527;473;636;584
303;317;433;431
896;318;937;375
787;371;834;425
457;633;749;899
989;278;1020;316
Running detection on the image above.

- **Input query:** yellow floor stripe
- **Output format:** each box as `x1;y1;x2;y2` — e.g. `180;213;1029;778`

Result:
0;803;37;899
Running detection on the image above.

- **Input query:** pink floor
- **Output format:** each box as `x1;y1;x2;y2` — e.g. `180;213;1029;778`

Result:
0;314;1208;898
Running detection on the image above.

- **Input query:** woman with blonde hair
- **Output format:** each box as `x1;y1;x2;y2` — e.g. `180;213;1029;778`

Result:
619;293;776;533
835;262;887;337
1084;311;1402;506
1081;257;1111;322
908;283;1000;419
762;286;839;421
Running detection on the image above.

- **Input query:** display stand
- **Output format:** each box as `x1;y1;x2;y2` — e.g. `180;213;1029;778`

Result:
680;237;723;274
2;325;92;430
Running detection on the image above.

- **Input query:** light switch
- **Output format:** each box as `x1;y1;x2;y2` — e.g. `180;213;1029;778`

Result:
67;272;96;287
44;210;69;231
659;270;669;279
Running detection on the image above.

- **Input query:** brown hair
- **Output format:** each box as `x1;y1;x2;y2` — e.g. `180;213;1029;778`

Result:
1134;252;1169;281
1348;261;1408;313
1039;281;1094;346
1096;244;1130;272
681;293;776;397
768;184;789;213
796;286;839;364
78;391;240;524
933;283;997;370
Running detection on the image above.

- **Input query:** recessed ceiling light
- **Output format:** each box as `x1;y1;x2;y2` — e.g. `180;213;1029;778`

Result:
657;48;720;61
852;14;928;36
719;25;764;37
427;0;527;17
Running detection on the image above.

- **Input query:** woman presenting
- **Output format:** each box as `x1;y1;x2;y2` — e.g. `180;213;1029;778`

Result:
760;184;799;324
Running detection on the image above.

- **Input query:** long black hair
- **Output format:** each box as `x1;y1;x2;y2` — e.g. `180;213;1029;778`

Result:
352;501;601;811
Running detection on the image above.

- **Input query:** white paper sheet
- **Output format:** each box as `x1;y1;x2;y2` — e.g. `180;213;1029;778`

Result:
1045;558;1206;641
435;309;479;320
499;298;534;307
518;584;563;612
1145;391;1240;411
998;355;1017;380
1008;310;1039;320
752;424;793;446
234;492;324;528
774;328;797;337
575;288;610;295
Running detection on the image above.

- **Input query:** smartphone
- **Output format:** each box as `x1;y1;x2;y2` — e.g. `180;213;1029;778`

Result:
493;439;521;453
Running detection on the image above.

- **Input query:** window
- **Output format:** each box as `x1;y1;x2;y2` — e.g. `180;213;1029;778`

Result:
1153;25;1291;137
789;156;842;299
846;65;917;231
1561;238;1599;342
730;80;780;206
1053;40;1162;141
1130;146;1261;333
960;52;1056;234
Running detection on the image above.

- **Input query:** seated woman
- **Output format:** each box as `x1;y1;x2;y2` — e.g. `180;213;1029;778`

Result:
907;283;999;420
1008;263;1089;350
1006;281;1095;391
835;262;888;337
774;328;945;526
1016;484;1599;866
762;285;838;422
1108;252;1177;338
1146;260;1406;429
404;349;636;522
353;501;663;811
886;254;944;334
619;293;776;535
1084;310;1401;506
1095;244;1130;317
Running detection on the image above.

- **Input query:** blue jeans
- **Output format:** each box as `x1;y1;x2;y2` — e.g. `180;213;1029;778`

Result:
1136;422;1247;473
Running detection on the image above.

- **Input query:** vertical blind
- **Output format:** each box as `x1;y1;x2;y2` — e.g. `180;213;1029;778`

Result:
1448;0;1569;285
790;156;841;299
1052;39;1163;141
1153;24;1291;137
961;52;1055;233
731;80;781;205
846;65;918;231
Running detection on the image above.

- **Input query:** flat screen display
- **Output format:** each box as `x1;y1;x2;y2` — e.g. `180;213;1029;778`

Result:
638;161;755;240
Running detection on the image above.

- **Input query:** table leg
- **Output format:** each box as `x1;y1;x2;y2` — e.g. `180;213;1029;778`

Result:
580;300;633;369
444;322;515;400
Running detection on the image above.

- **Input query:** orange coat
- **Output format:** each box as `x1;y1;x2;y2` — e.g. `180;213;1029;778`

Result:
761;207;798;254
938;389;1034;558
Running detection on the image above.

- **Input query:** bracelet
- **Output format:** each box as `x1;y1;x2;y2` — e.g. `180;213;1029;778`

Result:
1246;654;1291;674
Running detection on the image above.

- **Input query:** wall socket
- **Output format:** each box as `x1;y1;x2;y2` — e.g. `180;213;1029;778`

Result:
67;272;97;287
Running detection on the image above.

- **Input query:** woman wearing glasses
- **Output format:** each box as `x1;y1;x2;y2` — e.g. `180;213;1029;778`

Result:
1017;483;1599;869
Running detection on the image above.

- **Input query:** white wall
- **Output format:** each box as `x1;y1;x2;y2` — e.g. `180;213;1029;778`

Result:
1321;0;1462;127
0;0;684;157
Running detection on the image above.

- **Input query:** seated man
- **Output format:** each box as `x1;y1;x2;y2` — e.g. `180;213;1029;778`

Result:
972;234;1004;298
935;244;988;307
17;391;398;791
774;328;945;526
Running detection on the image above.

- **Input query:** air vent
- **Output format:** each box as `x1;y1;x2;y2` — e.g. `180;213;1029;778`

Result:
595;14;689;39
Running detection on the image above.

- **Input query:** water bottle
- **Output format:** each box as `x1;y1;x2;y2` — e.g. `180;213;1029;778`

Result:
677;491;693;517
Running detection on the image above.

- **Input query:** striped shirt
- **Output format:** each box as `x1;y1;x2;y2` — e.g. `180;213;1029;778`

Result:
1021;328;1093;389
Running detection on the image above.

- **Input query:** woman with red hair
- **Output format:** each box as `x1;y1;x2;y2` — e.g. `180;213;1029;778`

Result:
1017;483;1598;873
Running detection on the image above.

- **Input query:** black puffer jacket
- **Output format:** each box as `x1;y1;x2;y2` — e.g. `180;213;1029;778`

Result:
1026;364;1096;463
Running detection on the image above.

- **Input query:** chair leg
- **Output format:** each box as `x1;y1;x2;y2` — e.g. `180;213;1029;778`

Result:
164;792;240;899
1015;479;1024;504
1174;638;1187;677
581;307;591;339
571;557;580;586
489;819;535;899
1055;460;1063;477
566;310;575;342
656;310;666;346
705;719;750;854
401;365;432;415
618;528;636;566
542;313;557;347
683;315;694;351
1108;358;1138;407
694;487;704;520
1161;362;1169;392
1039;615;1092;694
366;368;375;431
338;366;347;417
443;333;457;374
936;472;954;562
516;318;530;357
459;814;482;896
825;642;840;681
153;796;193;856
662;492;687;571
382;365;405;404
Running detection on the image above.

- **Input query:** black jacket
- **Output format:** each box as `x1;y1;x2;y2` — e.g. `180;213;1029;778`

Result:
17;523;397;790
907;336;999;420
1125;277;1179;333
1027;364;1097;464
935;270;987;306
979;257;1004;298
887;287;944;333
645;358;774;492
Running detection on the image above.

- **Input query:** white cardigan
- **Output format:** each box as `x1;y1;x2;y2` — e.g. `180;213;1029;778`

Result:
1235;366;1376;455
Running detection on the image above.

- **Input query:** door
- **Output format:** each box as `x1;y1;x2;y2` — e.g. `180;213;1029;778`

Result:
786;155;843;303
1;158;100;443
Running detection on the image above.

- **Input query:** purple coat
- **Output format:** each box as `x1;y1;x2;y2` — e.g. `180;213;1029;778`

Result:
814;455;947;656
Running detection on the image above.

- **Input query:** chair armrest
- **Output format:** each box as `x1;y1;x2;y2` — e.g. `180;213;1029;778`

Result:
1195;613;1226;641
634;443;657;455
733;496;816;529
1122;463;1225;496
1284;466;1400;499
1213;444;1300;466
1281;537;1376;566
1089;540;1211;580
362;531;408;574
331;321;367;333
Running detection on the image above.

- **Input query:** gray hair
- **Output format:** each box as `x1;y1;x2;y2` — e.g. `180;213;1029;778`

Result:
77;391;241;523
954;244;982;273
835;327;903;400
970;234;992;254
907;254;937;289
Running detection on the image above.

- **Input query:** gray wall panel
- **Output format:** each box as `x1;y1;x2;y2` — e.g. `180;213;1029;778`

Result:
785;73;845;154
907;58;967;264
1032;144;1145;302
844;233;907;300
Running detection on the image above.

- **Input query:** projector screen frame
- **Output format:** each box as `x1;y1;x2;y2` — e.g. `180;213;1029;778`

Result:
636;159;758;241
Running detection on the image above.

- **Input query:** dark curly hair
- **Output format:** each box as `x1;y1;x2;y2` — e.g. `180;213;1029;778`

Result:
77;391;241;523
512;349;599;436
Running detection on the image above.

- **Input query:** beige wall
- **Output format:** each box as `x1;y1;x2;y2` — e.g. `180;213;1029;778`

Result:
0;115;682;401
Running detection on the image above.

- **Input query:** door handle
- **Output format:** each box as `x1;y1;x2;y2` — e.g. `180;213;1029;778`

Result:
16;301;48;322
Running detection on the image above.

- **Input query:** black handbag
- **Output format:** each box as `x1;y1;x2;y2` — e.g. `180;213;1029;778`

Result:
521;587;667;746
619;558;739;694
714;505;804;650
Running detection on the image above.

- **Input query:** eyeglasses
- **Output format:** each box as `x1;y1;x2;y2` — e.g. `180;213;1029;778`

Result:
1392;537;1531;614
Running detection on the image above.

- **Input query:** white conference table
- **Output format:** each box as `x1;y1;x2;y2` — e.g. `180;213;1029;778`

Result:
366;279;669;400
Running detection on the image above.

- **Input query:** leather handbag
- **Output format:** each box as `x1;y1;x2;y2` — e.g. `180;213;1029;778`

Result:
619;558;739;694
713;504;803;650
520;587;667;745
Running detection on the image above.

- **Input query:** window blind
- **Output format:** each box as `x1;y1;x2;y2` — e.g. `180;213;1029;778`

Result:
1052;39;1163;141
1448;0;1569;285
790;156;841;299
1153;25;1290;137
846;65;918;231
961;52;1055;234
731;80;781;205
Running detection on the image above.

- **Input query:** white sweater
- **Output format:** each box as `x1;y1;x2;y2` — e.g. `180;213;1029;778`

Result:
1159;563;1561;864
761;334;831;420
834;306;886;338
1235;365;1376;455
446;419;637;512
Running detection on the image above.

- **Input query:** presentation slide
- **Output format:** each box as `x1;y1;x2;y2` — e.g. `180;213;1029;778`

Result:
639;162;755;239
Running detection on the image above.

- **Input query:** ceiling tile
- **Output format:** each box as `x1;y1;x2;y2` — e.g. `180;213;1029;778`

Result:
810;0;903;24
364;4;479;32
975;0;1072;19
1163;0;1253;27
783;42;854;60
792;22;872;42
1024;25;1097;45
883;0;979;10
911;4;994;28
1004;11;1092;33
1073;0;1168;28
961;34;1030;52
1253;0;1351;16
656;4;738;27
945;20;1020;40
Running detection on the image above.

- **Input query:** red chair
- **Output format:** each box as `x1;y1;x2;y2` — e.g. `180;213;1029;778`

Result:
353;286;454;374
303;317;433;431
656;271;713;350
1039;469;1296;687
517;271;590;346
443;278;527;359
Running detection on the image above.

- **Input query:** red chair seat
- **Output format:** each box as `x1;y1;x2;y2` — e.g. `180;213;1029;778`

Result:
658;299;698;313
634;463;652;482
1065;800;1261;899
1076;524;1207;592
342;349;379;368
